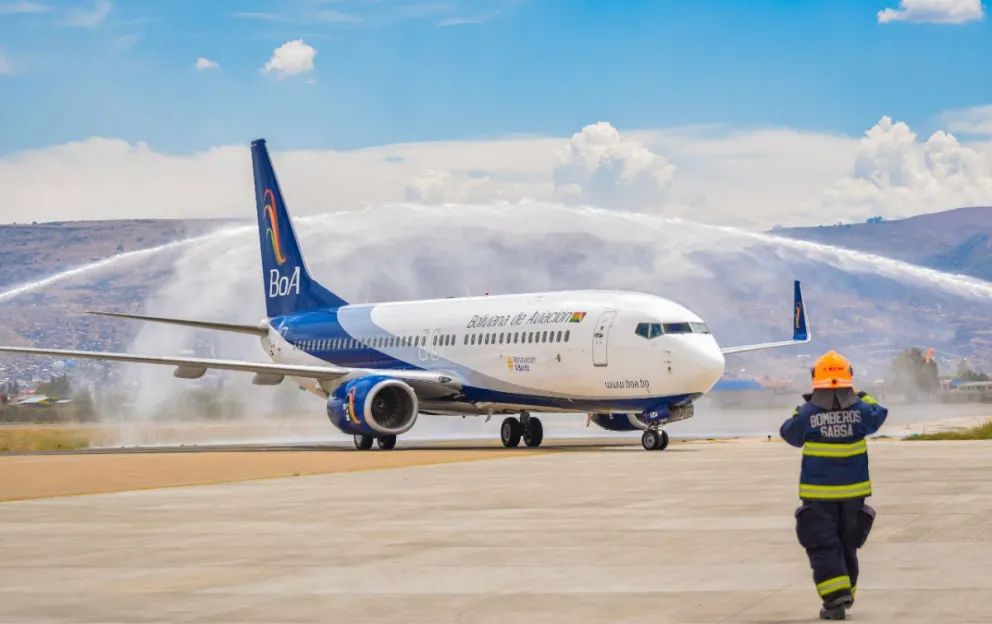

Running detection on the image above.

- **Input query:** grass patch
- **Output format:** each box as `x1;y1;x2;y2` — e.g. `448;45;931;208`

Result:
0;428;91;452
905;419;992;441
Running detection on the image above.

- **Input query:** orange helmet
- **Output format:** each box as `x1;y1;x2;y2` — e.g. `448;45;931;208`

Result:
810;351;854;389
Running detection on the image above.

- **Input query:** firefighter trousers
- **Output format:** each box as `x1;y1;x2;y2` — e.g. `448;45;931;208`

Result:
794;498;875;603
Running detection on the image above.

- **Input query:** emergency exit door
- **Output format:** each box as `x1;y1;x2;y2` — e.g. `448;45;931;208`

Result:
592;310;618;367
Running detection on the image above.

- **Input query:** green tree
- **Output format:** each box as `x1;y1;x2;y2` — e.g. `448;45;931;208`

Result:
36;374;71;399
955;360;990;382
891;347;939;401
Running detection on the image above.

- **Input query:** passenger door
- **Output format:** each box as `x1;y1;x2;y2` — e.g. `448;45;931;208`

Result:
418;329;431;361
592;310;618;367
430;329;443;360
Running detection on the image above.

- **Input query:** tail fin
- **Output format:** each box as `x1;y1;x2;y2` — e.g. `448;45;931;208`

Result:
251;139;348;317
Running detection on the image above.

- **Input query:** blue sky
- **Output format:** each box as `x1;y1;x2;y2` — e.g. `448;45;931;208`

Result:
0;0;990;155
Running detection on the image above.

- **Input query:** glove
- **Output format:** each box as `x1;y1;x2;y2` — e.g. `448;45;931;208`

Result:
857;390;867;399
801;393;812;402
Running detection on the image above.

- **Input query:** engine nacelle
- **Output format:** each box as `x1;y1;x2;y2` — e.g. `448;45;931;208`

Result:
588;413;649;431
326;375;419;437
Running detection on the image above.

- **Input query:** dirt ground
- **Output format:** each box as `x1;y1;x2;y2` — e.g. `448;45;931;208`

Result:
0;448;543;502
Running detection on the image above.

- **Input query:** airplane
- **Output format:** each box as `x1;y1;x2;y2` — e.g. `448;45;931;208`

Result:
0;139;812;452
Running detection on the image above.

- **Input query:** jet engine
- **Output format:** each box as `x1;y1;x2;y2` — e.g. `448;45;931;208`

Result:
327;375;419;437
588;413;649;431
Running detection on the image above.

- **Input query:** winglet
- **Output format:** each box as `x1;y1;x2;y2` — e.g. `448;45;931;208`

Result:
720;279;811;356
793;279;809;342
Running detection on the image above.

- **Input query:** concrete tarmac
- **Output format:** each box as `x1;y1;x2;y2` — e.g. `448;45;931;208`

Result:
1;439;991;623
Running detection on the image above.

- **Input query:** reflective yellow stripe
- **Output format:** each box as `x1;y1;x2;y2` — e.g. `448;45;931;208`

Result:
803;439;867;458
851;585;857;597
816;575;852;597
800;481;872;500
860;394;877;405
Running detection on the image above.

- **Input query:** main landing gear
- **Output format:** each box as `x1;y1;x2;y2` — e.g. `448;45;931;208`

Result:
500;412;544;448
353;434;397;451
641;428;670;451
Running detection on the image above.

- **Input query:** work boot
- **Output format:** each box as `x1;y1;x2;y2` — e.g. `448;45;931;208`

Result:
819;594;853;620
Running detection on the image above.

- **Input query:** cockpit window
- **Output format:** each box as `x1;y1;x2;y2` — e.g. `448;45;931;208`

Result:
635;322;664;339
637;321;711;338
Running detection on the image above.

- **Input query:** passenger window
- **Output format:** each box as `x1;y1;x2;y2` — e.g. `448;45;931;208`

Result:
556;330;562;342
564;330;570;342
485;334;490;345
499;333;504;344
464;334;468;345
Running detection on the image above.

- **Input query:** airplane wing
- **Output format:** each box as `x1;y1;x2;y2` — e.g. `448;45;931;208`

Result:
720;280;811;355
0;346;462;389
85;310;270;337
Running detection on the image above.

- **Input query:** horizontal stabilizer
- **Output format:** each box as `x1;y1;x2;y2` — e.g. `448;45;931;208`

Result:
86;311;269;337
721;280;812;355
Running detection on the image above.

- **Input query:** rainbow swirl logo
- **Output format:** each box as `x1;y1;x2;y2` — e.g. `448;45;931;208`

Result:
347;387;360;424
263;189;288;266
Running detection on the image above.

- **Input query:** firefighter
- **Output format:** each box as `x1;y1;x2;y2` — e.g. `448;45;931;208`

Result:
779;351;889;620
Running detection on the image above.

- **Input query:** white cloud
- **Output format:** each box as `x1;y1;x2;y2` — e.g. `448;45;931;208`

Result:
0;1;51;15
941;104;992;136
552;121;677;212
0;51;12;75
437;14;494;27
877;0;984;23
62;0;111;28
232;11;280;21
261;39;316;79
2;117;991;229
404;169;528;204
822;115;992;222
195;57;219;71
314;9;362;23
110;33;140;54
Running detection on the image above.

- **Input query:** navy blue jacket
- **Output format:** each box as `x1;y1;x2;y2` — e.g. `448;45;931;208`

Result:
780;389;888;501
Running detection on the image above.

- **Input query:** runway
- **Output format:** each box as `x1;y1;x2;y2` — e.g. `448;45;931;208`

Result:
2;438;991;622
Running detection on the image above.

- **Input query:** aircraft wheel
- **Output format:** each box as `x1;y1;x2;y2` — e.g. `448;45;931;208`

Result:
658;430;670;451
523;417;544;447
500;417;522;448
354;434;374;450
377;435;397;450
641;430;660;451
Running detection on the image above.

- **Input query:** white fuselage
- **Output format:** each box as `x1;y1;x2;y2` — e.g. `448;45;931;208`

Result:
259;290;727;415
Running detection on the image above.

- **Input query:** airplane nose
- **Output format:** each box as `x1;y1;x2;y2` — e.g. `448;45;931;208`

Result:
686;338;726;393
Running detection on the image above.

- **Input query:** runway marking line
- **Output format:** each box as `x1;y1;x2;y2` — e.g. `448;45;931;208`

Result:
0;448;553;503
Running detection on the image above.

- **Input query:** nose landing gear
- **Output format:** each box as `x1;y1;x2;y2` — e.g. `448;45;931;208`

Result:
641;428;670;451
500;412;544;448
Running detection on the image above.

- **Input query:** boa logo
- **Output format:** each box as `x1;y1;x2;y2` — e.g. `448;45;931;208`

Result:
268;266;301;298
